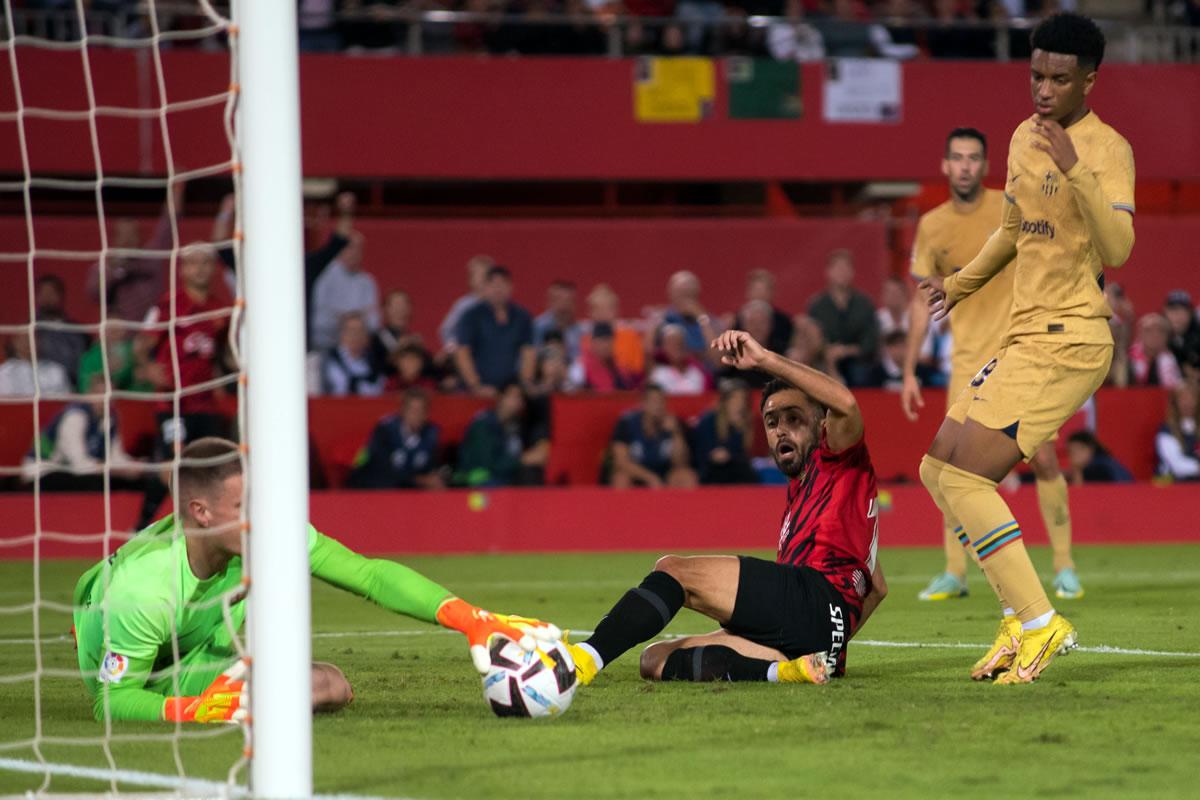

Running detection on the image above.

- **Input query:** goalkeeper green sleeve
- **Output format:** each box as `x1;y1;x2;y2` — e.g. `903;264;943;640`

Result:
308;530;453;624
93;673;177;722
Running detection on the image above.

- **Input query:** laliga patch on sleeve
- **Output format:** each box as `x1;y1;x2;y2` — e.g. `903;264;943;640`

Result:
99;651;129;684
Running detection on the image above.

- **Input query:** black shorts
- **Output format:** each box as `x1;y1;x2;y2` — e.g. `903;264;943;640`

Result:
726;556;853;674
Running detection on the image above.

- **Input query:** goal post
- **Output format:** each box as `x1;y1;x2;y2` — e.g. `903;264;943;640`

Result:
0;0;314;793
237;0;313;796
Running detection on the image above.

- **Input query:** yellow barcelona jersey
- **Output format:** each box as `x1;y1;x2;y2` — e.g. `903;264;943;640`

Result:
910;189;1010;378
1001;111;1135;344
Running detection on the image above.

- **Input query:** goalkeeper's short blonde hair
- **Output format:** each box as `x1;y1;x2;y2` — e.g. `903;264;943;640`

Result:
177;437;242;501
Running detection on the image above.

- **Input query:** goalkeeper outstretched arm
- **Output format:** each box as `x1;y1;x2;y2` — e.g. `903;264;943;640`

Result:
73;437;560;724
77;529;559;723
307;528;560;673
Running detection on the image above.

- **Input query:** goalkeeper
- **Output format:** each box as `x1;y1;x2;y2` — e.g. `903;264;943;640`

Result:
73;436;556;723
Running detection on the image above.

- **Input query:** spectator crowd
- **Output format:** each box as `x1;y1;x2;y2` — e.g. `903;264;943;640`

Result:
26;0;1196;62
292;0;1200;61
3;188;1199;495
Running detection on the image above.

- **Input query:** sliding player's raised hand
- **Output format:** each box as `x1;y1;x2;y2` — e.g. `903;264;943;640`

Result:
436;598;562;674
711;330;769;370
164;659;248;724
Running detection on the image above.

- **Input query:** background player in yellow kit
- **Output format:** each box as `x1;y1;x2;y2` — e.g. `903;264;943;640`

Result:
903;128;1083;603
919;12;1134;683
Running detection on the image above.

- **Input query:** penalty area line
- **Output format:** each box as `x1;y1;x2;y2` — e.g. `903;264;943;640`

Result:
7;629;1197;660
312;628;1200;659
530;629;1200;658
0;757;411;800
852;639;1200;658
0;756;246;798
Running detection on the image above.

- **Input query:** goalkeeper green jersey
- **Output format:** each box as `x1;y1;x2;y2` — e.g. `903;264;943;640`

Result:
73;514;452;722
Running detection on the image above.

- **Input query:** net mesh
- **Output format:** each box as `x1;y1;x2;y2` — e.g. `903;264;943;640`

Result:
0;1;253;795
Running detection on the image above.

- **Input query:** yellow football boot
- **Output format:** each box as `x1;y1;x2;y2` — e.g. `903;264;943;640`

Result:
971;615;1022;681
563;639;599;686
994;614;1077;685
776;652;830;685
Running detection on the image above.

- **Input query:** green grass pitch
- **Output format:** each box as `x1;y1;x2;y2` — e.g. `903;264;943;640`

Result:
1;544;1197;799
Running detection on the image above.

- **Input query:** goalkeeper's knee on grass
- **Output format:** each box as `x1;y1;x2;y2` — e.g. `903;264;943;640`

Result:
312;662;354;712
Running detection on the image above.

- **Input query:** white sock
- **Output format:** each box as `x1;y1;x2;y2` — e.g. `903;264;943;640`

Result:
1002;607;1015;617
1021;610;1056;631
577;642;604;671
766;663;779;683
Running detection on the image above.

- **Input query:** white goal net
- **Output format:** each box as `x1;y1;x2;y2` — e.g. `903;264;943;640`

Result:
0;1;308;796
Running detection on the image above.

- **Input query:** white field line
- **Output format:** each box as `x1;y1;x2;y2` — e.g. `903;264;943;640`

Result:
368;569;1200;589
854;569;1200;585
592;630;1200;659
0;632;1194;798
851;640;1200;658
0;755;244;798
0;756;408;800
327;629;1200;658
3;627;1199;658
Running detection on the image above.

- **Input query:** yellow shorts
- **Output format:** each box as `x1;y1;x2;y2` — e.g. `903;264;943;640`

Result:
945;370;972;413
946;337;1111;459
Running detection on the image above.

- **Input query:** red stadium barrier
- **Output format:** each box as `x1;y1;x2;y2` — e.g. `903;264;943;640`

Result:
2;52;1198;180
305;394;490;486
0;216;891;346
0;388;1171;487
3;213;1198;354
0;483;1195;561
0;394;487;486
546;386;1168;484
548;392;730;485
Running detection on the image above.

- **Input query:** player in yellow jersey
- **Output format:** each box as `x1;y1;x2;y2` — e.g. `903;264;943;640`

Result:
919;13;1134;683
903;128;1083;603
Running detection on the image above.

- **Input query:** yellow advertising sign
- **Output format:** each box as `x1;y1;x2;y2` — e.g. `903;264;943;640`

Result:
634;57;715;123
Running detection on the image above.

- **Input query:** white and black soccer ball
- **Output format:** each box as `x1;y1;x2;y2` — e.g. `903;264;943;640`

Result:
482;636;577;718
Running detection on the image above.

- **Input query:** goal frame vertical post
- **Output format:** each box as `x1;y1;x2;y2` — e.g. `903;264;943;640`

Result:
237;0;313;796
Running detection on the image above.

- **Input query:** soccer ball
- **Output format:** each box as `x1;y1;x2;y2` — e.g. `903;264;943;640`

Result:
482;636;577;718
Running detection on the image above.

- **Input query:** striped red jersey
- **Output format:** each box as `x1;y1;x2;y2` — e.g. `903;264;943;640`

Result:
145;290;228;415
777;431;880;626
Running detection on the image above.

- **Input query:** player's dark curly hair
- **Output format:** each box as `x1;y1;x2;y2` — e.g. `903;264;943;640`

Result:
760;378;790;413
1030;13;1106;71
759;379;827;419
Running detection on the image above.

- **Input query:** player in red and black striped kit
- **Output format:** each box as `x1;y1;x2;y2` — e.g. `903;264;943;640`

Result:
565;329;887;685
134;242;233;529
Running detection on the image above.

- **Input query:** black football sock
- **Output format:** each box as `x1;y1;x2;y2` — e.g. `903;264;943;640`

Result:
660;645;774;682
583;570;684;668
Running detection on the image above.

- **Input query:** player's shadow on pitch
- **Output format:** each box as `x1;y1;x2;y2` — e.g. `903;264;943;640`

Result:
1052;658;1195;682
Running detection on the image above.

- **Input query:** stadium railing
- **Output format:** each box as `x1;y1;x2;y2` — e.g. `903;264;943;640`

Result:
4;5;1199;63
